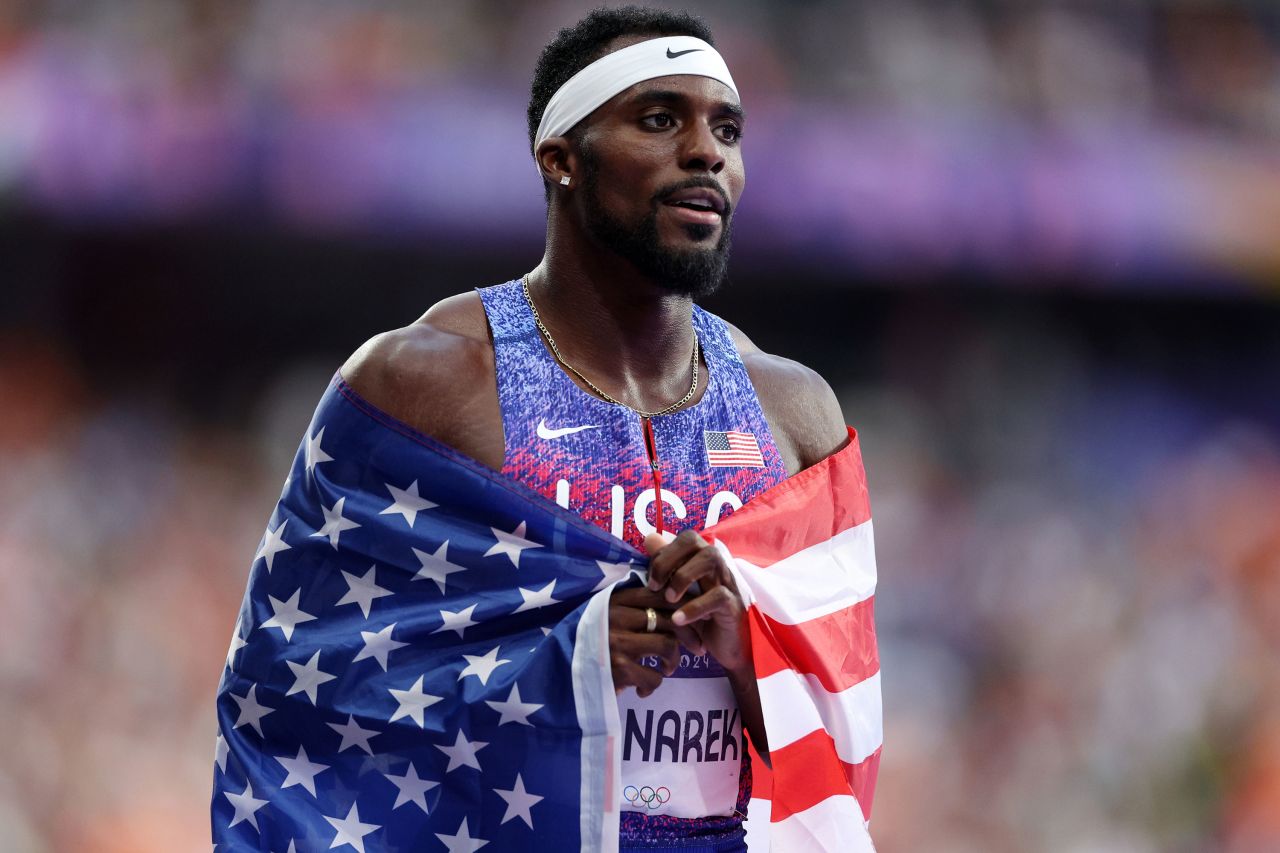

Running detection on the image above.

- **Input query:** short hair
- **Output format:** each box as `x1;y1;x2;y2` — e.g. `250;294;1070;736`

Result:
527;6;715;155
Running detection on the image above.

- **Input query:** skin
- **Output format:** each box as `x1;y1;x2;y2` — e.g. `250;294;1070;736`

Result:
341;34;849;767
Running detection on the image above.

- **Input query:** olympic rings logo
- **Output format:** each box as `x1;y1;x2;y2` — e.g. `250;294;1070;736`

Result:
623;784;672;810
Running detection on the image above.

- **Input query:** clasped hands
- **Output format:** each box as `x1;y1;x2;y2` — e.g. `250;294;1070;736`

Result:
608;530;752;697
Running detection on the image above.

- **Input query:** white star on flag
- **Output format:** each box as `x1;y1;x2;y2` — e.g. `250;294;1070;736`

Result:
353;623;408;671
436;729;488;773
514;579;559;613
230;684;274;737
495;773;544;829
254;519;292;571
304;427;333;473
384;761;439;812
214;732;228;773
275;744;330;796
335;565;393;618
434;603;478;639
411;541;468;594
435;817;489;853
484;683;543;726
380;479;437;527
225;780;269;830
312;496;361;549
458;646;511;686
261;588;317;642
328;714;379;755
593;560;636;592
388;675;443;728
285;650;337;705
484;521;542;567
225;617;247;670
323;803;380;853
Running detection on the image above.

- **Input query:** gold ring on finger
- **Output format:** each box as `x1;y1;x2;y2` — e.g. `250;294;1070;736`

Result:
645;607;658;633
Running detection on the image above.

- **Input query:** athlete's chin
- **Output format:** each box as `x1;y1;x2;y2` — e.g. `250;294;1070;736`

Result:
650;250;731;299
659;218;720;246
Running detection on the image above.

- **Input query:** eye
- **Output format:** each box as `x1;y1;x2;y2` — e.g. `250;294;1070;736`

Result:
642;112;676;129
716;123;743;143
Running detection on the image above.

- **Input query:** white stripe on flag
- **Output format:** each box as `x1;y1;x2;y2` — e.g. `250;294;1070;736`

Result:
744;795;771;852
758;669;883;765
734;520;877;625
769;793;877;852
572;584;623;853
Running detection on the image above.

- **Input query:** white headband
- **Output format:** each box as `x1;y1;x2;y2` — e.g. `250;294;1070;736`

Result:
533;35;739;170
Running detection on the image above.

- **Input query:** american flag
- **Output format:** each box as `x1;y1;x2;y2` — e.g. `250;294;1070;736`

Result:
213;377;638;851
709;428;880;851
213;377;879;852
704;430;765;467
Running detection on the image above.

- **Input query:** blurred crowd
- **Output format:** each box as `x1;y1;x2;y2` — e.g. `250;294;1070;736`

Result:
1;304;1278;851
0;0;1276;133
1;1;1278;282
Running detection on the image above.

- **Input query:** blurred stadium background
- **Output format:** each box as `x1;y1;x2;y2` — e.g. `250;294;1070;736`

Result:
2;0;1279;850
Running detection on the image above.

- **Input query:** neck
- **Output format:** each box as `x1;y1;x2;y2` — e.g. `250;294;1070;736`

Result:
525;219;702;413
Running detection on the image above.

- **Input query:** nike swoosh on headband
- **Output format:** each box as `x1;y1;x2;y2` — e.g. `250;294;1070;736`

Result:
666;47;703;59
537;419;601;440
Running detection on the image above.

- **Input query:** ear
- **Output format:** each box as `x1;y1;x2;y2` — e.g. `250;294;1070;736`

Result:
535;137;575;189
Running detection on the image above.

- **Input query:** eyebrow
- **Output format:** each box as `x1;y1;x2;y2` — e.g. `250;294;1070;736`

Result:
626;88;746;122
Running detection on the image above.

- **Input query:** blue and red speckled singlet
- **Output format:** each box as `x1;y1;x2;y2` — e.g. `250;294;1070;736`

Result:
478;279;787;848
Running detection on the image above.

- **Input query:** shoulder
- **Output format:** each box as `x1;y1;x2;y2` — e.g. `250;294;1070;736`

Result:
339;291;506;469
722;319;849;476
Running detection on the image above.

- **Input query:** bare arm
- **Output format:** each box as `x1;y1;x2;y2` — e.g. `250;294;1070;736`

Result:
338;293;507;471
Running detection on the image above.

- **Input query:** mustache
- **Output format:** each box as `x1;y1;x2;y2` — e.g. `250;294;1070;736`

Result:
652;178;732;218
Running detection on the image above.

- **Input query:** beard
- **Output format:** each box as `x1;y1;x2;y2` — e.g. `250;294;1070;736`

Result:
577;143;733;300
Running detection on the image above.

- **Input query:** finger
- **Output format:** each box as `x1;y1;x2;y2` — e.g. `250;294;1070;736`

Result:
647;529;710;591
673;585;739;627
609;605;679;636
611;655;664;697
610;630;680;667
674;624;706;656
643;531;675;556
662;547;724;604
611;585;680;610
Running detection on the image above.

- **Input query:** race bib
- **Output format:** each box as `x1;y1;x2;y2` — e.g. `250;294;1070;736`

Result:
615;650;742;818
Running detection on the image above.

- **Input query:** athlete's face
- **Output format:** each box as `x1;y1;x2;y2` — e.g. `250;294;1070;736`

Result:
571;67;745;298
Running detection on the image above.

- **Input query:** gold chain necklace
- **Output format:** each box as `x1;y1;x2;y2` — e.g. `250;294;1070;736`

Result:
521;275;700;418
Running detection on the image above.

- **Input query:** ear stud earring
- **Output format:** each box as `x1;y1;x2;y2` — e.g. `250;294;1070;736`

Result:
560;175;571;186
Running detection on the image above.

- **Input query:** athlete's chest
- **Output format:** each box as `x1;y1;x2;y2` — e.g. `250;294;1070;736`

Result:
477;279;787;547
501;407;782;549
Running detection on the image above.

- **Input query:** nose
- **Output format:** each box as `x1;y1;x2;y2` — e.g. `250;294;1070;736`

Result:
680;122;725;175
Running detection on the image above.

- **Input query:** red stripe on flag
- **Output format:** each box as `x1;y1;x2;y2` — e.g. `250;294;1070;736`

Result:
768;729;882;824
850;746;881;822
751;598;879;692
704;427;870;566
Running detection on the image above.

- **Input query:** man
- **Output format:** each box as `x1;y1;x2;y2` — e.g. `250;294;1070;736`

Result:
214;8;874;853
345;7;846;850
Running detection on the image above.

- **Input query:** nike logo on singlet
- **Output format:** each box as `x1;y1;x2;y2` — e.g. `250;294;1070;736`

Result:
537;419;601;440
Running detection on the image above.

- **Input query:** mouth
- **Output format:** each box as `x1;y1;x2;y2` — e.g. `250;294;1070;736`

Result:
662;204;722;227
660;187;727;228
